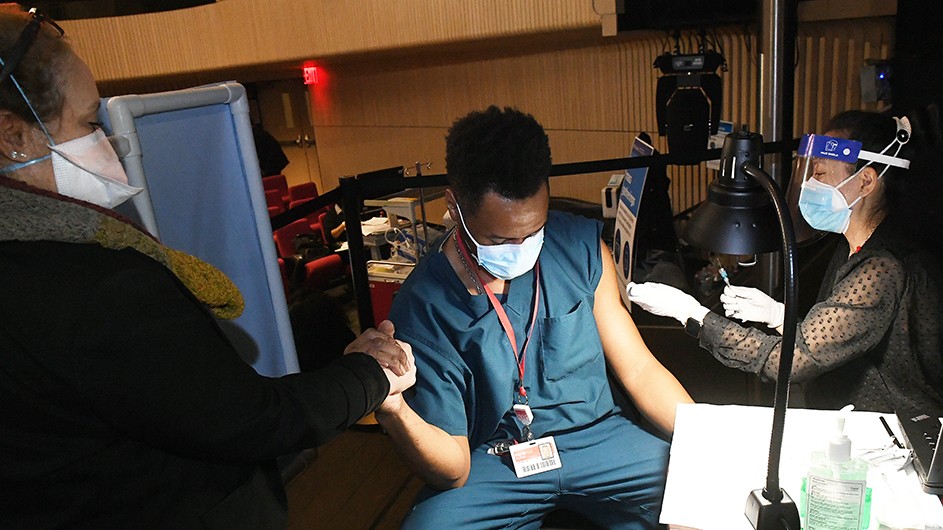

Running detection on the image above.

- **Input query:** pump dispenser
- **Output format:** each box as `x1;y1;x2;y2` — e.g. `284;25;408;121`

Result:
829;414;852;462
800;405;872;529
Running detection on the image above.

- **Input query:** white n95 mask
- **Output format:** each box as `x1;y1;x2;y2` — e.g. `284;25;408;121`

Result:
50;128;141;209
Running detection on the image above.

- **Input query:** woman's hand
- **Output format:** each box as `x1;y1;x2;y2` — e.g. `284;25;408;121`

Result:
720;285;784;329
378;341;416;414
383;340;416;396
626;282;710;325
345;320;411;376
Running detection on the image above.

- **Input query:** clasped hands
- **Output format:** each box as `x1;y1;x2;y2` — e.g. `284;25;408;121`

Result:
345;319;416;398
626;281;784;330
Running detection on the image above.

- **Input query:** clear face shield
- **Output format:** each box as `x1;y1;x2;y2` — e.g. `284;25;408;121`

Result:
785;117;911;240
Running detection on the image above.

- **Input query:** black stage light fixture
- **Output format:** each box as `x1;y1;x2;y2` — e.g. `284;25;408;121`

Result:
683;130;801;530
654;49;725;164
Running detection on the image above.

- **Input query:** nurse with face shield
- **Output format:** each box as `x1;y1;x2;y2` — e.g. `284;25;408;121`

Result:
627;110;943;414
794;118;911;238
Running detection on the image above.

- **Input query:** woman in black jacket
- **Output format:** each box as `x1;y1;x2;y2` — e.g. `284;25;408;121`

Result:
628;110;943;415
0;6;415;528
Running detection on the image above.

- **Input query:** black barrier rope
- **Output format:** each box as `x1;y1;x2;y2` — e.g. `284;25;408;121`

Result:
269;138;800;330
272;139;800;230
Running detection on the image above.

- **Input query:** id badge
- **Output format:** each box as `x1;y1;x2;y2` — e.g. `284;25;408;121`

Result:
513;403;534;425
508;435;562;478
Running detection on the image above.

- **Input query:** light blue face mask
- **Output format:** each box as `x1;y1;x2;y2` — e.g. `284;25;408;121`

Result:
796;121;911;234
798;170;863;234
454;201;544;280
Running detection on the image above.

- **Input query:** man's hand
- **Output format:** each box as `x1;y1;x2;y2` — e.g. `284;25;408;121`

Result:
345;319;411;376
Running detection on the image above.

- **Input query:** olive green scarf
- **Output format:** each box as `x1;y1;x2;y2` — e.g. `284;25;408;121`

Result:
0;178;244;319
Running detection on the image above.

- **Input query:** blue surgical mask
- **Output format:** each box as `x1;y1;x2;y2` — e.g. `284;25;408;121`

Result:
798;171;862;234
454;201;544;280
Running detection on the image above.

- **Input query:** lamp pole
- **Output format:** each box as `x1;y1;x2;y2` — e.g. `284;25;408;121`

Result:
741;161;800;530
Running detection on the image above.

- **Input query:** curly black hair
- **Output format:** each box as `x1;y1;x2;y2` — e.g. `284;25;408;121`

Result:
0;6;73;125
445;106;551;214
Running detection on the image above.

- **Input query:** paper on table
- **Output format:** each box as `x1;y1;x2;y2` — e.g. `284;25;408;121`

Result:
660;404;774;530
361;217;390;236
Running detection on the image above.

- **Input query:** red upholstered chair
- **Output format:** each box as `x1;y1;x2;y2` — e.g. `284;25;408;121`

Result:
308;221;324;242
265;188;286;210
268;204;284;217
302;253;346;292
317;211;331;246
277;257;291;299
288;198;313;211
272;219;314;259
273;219;344;295
289;182;319;202
262;174;290;206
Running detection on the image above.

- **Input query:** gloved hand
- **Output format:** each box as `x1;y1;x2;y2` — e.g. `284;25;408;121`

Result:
720;285;785;329
626;282;710;325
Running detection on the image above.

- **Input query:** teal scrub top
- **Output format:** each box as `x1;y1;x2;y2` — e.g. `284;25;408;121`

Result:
390;211;617;449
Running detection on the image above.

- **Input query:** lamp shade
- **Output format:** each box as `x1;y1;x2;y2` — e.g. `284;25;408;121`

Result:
682;130;780;255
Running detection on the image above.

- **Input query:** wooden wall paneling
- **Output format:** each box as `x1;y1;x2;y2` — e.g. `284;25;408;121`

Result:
54;0;898;224
790;18;894;134
815;36;829;135
862;38;877;112
546;130;633;204
623;40;637;134
312;126;447;192
65;0;602;84
289;17;894;221
795;34;809;136
639;37;651;135
831;32;847;119
800;34;816;134
842;31;857;113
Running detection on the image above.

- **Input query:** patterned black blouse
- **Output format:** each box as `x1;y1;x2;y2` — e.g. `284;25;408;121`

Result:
699;219;943;414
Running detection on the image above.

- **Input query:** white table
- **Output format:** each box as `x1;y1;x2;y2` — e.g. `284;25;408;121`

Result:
661;404;943;529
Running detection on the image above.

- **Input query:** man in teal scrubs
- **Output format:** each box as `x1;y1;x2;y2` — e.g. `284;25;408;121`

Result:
376;106;692;529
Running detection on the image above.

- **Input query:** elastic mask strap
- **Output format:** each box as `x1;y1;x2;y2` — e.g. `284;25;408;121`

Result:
0;153;51;174
0;59;55;144
454;201;485;249
846;194;864;210
834;166;865;190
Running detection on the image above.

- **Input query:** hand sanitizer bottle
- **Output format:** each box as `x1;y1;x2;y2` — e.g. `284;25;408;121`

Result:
800;405;872;530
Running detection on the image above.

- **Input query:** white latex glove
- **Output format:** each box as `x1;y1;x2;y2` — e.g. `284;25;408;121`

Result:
626;282;710;325
720;285;785;329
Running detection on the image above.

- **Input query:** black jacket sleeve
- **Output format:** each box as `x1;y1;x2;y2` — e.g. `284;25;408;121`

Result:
63;247;388;461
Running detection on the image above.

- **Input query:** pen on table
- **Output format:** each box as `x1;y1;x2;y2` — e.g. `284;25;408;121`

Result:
879;415;905;449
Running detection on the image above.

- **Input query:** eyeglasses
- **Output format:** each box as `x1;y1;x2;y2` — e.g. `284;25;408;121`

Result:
0;8;65;86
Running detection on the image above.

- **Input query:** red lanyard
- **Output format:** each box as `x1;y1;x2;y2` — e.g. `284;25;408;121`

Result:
455;231;541;401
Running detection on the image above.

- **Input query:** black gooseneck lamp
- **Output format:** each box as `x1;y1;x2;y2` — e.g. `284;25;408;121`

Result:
683;129;801;530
